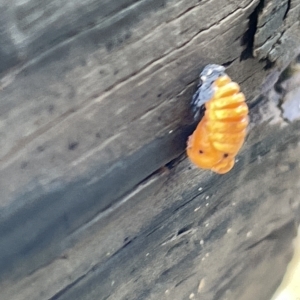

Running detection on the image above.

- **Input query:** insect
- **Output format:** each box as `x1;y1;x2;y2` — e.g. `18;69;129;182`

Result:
186;64;249;174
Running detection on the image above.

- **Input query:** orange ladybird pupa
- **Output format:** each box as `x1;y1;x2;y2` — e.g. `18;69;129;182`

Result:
186;64;249;174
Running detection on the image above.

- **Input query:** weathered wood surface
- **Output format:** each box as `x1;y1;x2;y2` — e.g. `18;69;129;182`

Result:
1;0;300;299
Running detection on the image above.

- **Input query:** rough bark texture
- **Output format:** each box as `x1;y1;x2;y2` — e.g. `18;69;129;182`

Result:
1;0;300;299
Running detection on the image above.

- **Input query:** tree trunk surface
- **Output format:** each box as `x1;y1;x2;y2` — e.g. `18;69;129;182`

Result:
1;0;300;299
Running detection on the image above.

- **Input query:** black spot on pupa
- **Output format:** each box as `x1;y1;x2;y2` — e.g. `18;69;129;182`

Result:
199;150;203;154
223;153;229;158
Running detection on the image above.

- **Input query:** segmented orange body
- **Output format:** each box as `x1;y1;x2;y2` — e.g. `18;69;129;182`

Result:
187;74;249;174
